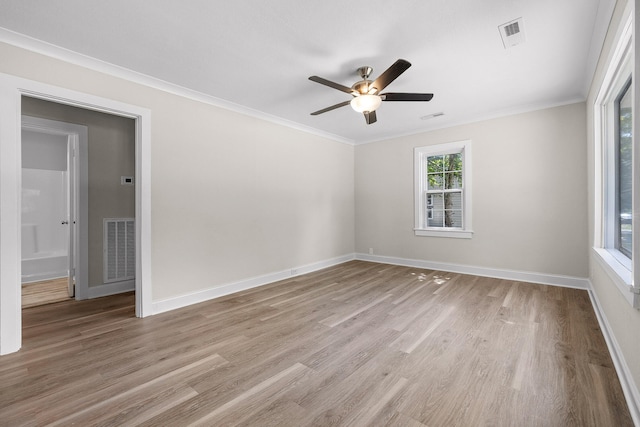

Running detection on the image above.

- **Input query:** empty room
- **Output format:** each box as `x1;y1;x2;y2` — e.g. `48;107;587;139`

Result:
0;0;639;426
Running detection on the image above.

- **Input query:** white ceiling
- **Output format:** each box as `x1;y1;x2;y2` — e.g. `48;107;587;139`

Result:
0;0;614;144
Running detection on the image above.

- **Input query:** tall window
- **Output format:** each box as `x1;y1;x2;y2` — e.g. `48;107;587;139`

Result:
616;80;632;259
600;37;632;269
414;140;472;238
594;9;638;307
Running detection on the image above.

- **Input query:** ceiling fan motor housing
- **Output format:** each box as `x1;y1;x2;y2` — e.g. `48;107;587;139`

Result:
352;80;372;95
357;66;373;79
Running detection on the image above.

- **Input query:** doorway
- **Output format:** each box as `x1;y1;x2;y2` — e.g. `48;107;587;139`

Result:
20;116;87;308
0;73;152;355
21;97;138;303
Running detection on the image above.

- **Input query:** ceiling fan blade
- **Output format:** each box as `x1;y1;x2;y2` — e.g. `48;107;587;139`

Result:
310;100;351;115
370;59;411;94
381;93;434;101
364;110;377;125
309;76;356;95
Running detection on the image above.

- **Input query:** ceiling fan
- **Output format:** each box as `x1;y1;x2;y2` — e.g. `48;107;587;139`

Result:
309;59;433;125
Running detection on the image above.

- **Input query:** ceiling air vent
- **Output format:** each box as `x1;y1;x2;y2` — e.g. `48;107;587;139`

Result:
499;18;525;48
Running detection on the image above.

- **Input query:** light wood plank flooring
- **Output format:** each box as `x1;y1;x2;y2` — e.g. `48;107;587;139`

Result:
1;261;633;426
21;277;70;308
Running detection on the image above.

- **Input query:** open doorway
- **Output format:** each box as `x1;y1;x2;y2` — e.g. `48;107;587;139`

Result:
21;98;136;306
21;115;86;307
0;73;152;355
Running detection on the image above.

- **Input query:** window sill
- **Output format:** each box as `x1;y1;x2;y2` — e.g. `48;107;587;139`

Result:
592;247;637;308
414;228;473;239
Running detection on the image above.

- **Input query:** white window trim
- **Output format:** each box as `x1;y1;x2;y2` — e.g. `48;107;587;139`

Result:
593;7;639;308
414;140;473;239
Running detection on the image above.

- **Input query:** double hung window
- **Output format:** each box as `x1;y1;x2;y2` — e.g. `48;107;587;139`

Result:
414;140;472;238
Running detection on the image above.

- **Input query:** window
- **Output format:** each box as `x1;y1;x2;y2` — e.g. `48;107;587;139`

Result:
414;140;472;238
594;8;639;308
616;80;632;259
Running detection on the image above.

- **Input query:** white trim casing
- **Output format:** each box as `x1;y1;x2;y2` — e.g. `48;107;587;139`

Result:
592;248;638;307
0;78;22;355
593;5;638;308
414;140;473;239
634;0;640;299
0;73;152;355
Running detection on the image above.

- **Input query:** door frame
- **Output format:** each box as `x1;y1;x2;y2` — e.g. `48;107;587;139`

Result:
21;116;88;298
0;73;152;355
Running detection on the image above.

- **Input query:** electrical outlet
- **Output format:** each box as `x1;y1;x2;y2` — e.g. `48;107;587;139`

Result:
369;248;374;255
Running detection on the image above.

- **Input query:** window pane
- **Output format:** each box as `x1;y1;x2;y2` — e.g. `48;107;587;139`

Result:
443;171;462;189
427;155;444;173
429;193;444;210
444;153;462;172
428;209;444;227
444;192;462;211
427;173;443;190
443;210;463;228
617;81;632;258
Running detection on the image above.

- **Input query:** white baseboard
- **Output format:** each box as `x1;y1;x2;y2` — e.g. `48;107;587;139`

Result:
85;280;135;299
152;253;590;315
587;283;640;426
355;253;590;289
22;273;67;284
151;254;355;315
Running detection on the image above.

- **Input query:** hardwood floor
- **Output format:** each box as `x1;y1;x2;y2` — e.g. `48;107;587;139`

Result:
21;277;70;308
1;261;633;426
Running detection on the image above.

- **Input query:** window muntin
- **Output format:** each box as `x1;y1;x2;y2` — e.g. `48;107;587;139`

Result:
414;141;472;238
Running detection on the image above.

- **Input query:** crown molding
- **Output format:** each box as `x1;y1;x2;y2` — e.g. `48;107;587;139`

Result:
0;28;354;146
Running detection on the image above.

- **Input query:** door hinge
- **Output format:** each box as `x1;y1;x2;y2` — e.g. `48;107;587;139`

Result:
630;285;640;295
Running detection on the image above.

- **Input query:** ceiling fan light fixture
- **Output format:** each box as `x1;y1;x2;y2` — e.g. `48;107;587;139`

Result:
350;94;382;113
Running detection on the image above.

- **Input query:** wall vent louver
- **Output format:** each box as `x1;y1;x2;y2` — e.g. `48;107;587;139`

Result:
504;22;520;37
104;218;135;283
499;18;525;48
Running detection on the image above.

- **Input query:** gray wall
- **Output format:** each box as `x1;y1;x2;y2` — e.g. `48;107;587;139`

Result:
22;97;135;287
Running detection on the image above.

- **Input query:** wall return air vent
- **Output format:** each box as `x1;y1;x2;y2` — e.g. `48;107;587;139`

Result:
499;18;526;48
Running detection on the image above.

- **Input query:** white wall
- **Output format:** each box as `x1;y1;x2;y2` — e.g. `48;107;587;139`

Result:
355;102;588;279
0;41;355;304
586;0;640;414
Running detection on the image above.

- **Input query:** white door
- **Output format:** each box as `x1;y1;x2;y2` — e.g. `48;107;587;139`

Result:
21;116;87;299
21;129;70;296
66;136;77;297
